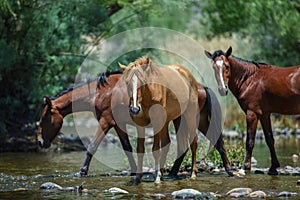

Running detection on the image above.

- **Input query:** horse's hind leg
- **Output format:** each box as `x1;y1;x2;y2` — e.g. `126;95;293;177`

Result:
114;124;137;176
260;114;280;175
159;125;171;178
168;117;188;178
215;135;233;175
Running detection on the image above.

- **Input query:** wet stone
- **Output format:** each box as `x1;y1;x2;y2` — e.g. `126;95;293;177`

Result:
277;191;298;197
40;182;63;190
172;189;216;200
226;188;252;198
105;187;128;194
249;191;267;198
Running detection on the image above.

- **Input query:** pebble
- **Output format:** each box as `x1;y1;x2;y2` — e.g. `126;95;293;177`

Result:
249;190;267;198
226;188;252;197
292;154;299;163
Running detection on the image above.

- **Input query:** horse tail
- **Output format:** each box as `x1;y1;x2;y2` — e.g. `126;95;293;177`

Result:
204;87;223;149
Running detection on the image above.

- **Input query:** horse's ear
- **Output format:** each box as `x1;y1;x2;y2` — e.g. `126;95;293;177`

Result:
225;46;232;58
43;96;52;108
118;62;127;71
204;50;212;59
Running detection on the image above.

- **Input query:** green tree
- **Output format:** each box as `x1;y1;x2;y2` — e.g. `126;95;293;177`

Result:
200;0;300;66
0;0;194;135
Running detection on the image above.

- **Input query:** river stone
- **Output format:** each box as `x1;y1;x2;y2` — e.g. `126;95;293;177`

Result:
40;182;63;190
172;189;216;199
249;191;267;198
277;191;298;197
105;187;128;194
226;188;252;197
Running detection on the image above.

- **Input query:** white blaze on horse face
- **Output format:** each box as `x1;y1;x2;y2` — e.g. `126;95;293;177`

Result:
132;74;138;107
216;59;226;90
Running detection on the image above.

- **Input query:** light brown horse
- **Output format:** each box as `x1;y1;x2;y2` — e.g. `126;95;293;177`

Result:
37;71;232;182
205;46;300;175
119;57;200;184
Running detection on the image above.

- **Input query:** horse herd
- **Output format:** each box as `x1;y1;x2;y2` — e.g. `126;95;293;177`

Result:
37;47;300;185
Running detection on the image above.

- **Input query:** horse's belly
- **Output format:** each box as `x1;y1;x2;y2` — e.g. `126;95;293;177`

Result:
267;96;300;115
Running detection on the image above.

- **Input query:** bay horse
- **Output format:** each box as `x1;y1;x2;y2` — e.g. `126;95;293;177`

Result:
119;57;200;184
37;71;139;176
37;70;232;182
204;46;300;175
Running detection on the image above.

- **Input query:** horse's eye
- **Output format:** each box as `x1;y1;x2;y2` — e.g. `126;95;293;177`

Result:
225;65;229;70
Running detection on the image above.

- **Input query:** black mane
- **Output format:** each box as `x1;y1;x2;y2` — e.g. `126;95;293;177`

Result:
211;50;267;68
50;70;122;100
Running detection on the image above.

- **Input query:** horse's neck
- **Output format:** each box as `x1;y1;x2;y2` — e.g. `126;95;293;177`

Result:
228;57;258;97
53;82;97;117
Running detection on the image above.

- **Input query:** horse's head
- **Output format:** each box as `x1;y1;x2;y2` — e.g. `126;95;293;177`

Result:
204;46;232;96
119;57;153;116
37;96;63;148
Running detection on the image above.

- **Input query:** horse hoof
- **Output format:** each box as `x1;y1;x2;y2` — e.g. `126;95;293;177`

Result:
267;170;278;176
74;172;84;177
226;170;234;177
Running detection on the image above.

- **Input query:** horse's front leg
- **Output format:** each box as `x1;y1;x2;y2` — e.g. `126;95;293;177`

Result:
78;124;107;176
114;124;137;176
260;114;280;175
244;110;258;172
134;126;145;185
152;127;164;184
159;124;171;180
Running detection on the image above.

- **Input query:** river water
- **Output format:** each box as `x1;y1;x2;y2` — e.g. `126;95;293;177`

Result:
0;136;299;199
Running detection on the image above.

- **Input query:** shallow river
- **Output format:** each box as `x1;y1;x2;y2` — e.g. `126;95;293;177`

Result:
0;137;299;199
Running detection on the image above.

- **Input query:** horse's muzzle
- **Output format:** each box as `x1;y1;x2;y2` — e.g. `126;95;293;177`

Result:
129;106;141;115
218;86;228;96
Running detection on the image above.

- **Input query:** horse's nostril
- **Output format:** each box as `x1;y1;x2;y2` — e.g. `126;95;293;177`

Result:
130;106;140;115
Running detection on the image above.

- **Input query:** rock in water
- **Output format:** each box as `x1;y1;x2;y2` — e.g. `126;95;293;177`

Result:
172;189;216;199
249;191;267;198
40;182;63;190
226;188;252;198
277;191;298;197
105;187;128;194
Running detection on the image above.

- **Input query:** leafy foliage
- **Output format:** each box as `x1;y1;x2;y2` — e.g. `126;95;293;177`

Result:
201;0;300;66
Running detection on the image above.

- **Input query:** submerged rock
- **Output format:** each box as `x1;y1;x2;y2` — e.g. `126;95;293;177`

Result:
172;188;216;199
40;182;63;190
277;191;298;197
249;190;267;198
226;188;252;198
105;187;128;194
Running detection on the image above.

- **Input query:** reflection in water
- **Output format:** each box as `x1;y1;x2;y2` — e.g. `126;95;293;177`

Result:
0;137;299;199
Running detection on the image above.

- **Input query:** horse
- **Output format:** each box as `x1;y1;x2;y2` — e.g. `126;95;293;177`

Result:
119;57;201;184
37;70;232;182
204;46;300;175
37;71;139;176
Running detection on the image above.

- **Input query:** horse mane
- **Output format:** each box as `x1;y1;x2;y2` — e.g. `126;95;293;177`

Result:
211;50;267;68
124;57;159;84
50;70;122;100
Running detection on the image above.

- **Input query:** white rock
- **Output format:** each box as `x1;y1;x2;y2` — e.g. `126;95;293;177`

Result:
105;187;128;194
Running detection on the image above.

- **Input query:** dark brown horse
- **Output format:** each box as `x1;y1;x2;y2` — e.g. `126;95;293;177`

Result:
37;72;138;176
37;71;232;180
205;46;300;175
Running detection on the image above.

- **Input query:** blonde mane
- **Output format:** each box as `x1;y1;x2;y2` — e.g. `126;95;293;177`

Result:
123;57;166;105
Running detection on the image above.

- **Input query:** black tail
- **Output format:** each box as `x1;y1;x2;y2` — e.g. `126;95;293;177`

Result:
204;87;223;149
